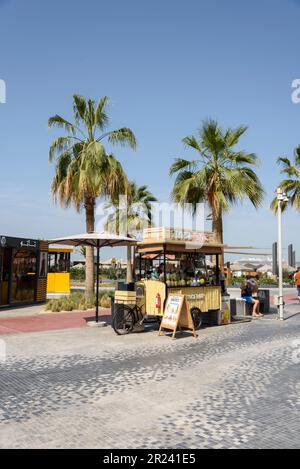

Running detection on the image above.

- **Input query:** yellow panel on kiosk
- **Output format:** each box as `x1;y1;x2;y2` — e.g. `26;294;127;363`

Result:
47;247;73;294
47;273;70;294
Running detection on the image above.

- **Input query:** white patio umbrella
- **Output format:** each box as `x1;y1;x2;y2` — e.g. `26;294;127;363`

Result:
50;231;137;323
257;264;272;274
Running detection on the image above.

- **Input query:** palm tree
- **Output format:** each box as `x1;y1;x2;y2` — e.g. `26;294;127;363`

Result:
49;95;137;296
271;146;300;212
170;119;264;266
105;182;157;282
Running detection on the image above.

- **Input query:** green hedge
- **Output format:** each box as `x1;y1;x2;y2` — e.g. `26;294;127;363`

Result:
70;266;126;281
45;290;114;312
229;274;295;287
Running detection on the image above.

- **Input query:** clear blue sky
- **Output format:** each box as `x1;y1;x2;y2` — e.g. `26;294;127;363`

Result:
0;0;299;261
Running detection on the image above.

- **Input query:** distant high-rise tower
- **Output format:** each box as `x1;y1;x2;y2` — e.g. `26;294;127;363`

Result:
272;242;278;275
288;244;293;267
288;244;296;268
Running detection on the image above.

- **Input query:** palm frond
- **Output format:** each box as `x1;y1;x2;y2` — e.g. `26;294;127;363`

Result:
73;95;87;122
224;126;247;148
295;146;300;167
169;158;198;176
270;196;289;214
171;169;207;213
48;115;76;134
107;128;137;149
200;119;224;155
85;99;96;138
273;149;300;213
229;151;259;167
49;136;74;162
182;136;203;153
94;96;109;130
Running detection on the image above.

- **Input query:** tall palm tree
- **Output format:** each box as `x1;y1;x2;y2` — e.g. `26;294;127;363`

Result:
105;182;157;282
49;95;137;296
170;119;264;266
271;146;300;212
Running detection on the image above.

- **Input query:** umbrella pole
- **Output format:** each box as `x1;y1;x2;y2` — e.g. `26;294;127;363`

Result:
96;245;100;322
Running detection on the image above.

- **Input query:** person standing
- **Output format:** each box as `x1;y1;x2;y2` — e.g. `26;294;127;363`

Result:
294;267;300;302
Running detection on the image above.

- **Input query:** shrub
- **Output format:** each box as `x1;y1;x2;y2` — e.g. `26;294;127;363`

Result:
45;290;115;312
100;293;111;308
70;267;86;281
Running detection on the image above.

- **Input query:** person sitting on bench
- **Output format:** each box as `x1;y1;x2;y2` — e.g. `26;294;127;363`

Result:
240;280;263;318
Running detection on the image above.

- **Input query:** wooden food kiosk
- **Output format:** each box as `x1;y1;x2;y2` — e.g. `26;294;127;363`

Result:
113;228;224;334
0;235;48;308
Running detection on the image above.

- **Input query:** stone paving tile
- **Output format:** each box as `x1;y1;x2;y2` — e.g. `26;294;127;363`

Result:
0;312;299;449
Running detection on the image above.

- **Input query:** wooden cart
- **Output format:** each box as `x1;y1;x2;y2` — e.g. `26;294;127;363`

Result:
112;228;224;335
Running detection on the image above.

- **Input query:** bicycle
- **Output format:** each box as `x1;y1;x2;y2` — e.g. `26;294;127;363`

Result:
112;302;145;335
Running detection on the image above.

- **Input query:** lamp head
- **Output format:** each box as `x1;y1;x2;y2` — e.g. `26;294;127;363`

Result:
276;187;289;202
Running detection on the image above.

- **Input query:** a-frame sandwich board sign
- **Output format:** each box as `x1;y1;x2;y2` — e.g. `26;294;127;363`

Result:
158;294;197;339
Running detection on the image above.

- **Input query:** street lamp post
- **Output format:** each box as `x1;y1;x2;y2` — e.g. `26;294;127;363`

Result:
276;187;289;321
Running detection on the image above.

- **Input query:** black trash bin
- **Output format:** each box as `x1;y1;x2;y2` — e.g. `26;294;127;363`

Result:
258;289;270;314
111;301;127;329
117;281;135;291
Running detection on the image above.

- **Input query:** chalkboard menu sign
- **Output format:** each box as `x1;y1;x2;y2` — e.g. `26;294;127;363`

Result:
159;294;196;339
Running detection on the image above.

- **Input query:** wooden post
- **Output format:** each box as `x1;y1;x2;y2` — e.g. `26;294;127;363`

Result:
216;254;220;285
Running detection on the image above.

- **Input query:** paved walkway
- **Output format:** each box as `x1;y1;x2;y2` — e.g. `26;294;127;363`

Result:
0;309;111;335
0;304;299;449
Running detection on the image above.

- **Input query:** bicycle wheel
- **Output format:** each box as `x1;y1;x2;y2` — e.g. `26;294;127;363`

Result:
113;304;135;335
191;307;203;330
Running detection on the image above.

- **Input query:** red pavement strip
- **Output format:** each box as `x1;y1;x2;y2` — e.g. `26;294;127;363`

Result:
271;294;298;305
0;309;111;336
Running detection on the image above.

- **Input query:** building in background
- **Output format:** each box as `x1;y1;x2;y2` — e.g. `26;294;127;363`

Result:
73;257;127;270
229;257;296;279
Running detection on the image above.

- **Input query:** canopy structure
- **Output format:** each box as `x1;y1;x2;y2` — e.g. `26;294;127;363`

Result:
283;264;296;274
230;263;253;273
257;264;272;274
50;231;136;322
51;231;136;249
